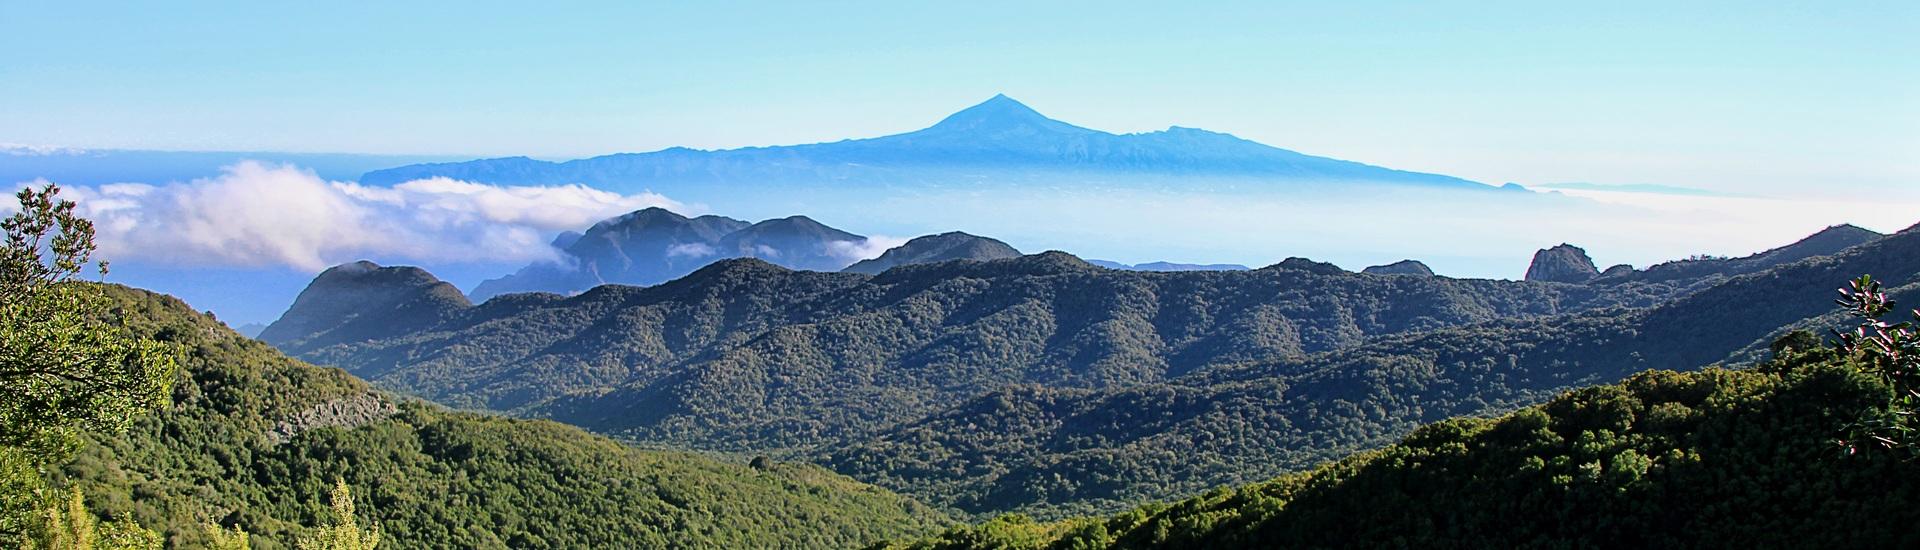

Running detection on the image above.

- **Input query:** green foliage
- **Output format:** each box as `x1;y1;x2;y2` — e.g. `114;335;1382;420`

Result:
294;480;376;550
834;226;1920;517
1;184;177;546
0;184;178;450
50;286;946;549
885;352;1920;548
24;489;162;550
1830;274;1920;455
267;226;1918;518
203;523;252;550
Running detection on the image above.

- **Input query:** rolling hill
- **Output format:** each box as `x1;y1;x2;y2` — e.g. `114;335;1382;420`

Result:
880;349;1920;548
62;285;945;549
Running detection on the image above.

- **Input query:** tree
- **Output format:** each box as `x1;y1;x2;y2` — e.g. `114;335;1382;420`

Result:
296;479;379;550
1;183;178;450
1832;274;1920;455
204;522;253;550
23;489;161;550
1;184;178;543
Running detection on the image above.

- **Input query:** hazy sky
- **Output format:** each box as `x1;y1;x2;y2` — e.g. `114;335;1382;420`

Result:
3;1;1915;197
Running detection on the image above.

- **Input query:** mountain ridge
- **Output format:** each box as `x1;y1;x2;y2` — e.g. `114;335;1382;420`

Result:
359;96;1489;192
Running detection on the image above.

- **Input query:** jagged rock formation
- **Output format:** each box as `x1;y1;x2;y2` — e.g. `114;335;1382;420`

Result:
267;393;398;444
1524;244;1599;283
1362;260;1435;276
844;231;1022;274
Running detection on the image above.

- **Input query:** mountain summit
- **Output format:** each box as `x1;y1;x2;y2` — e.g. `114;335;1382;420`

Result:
919;94;1097;137
360;95;1489;193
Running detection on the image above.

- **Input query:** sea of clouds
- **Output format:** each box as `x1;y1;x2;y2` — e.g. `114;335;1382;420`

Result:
10;161;692;271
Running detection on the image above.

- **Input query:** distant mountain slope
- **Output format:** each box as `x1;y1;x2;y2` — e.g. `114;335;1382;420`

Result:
468;208;871;302
1592;223;1882;286
716;215;868;271
1086;260;1252;272
844;232;1022;275
261;224;1899;517
274;250;1685;452
360;95;1489;193
1361;259;1434;276
883;353;1920;548
257;260;470;355
830;222;1919;516
61;285;945;549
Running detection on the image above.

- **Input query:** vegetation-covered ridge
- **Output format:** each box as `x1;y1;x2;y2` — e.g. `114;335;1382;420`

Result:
279;250;1688;445
829;222;1919;517
53;285;945;549
881;347;1920;549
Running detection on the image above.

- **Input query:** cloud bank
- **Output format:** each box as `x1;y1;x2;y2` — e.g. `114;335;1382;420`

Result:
19;161;687;271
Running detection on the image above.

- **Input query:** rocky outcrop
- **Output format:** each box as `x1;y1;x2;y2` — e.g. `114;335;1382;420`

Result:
268;393;398;444
1525;244;1599;283
1362;260;1435;277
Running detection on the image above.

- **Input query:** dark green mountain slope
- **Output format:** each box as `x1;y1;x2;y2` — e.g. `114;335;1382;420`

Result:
832;223;1915;516
882;351;1920;549
844;232;1023;275
256;260;470;356
56;285;944;549
281;251;1686;454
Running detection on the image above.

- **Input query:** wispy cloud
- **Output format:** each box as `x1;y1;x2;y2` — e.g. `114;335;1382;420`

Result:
828;236;909;263
14;161;687;271
1;143;87;156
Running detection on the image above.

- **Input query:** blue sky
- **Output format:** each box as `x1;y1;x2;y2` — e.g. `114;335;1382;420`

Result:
4;1;1919;325
4;1;1915;197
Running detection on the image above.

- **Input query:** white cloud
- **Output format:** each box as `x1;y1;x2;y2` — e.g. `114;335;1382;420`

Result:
828;236;909;262
32;161;688;271
0;143;86;156
666;242;716;258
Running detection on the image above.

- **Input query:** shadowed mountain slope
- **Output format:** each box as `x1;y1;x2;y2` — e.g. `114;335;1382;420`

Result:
830;223;1913;516
257;260;470;356
274;250;1689;451
468;208;871;302
844;232;1023;275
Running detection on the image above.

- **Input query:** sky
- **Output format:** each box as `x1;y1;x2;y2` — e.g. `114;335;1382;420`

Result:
2;1;1918;325
3;1;1915;198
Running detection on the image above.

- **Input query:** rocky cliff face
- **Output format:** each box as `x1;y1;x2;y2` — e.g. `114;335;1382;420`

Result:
1525;244;1599;283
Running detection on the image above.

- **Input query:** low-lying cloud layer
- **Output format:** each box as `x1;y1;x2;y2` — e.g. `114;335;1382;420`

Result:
17;161;688;271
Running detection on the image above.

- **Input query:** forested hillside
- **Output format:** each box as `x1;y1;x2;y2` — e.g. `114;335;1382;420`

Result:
881;348;1920;549
261;225;1906;518
54;286;944;549
835;223;1920;516
277;251;1685;449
